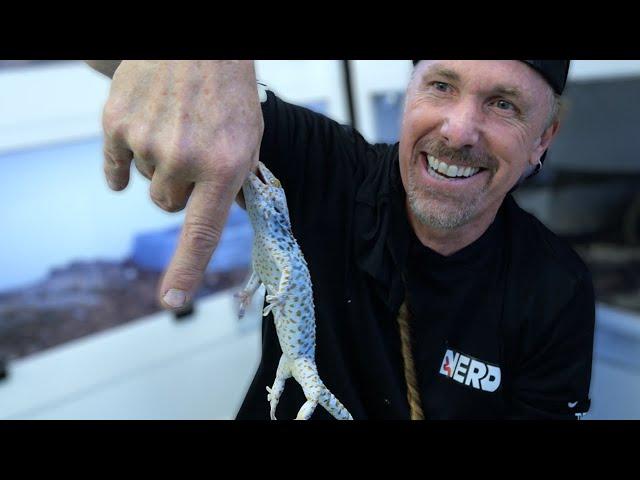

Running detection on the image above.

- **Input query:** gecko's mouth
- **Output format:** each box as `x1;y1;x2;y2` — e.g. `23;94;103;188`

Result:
255;162;282;188
247;167;268;192
255;169;268;184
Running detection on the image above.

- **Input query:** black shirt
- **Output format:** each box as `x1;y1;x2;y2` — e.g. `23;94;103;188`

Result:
236;91;595;420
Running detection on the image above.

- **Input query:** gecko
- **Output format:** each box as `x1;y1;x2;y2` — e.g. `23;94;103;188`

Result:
234;161;353;421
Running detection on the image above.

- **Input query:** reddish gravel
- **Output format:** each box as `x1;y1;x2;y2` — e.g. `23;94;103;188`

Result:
0;260;249;362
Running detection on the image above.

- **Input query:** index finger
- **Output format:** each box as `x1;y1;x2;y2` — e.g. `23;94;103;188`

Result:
158;179;238;309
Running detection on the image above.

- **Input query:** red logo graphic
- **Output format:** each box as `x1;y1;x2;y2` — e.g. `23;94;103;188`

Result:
443;357;452;377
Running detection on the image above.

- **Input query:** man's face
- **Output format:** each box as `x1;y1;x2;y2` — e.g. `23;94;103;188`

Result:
399;60;559;230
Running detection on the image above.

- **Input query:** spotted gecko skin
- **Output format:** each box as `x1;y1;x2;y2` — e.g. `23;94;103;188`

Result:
235;161;353;420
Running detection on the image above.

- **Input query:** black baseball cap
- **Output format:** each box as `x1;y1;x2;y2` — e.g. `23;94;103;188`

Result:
411;60;570;94
520;60;571;95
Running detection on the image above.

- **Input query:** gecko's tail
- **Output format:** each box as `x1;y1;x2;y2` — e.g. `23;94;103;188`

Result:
318;386;354;420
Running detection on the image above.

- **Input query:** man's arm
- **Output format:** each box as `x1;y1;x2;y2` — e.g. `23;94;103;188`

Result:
85;61;122;79
507;275;595;419
86;60;263;310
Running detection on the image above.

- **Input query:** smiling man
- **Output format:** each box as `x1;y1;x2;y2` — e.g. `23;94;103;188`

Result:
90;59;595;419
237;60;594;420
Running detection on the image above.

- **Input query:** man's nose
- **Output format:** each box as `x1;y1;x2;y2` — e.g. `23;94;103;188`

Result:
439;100;481;149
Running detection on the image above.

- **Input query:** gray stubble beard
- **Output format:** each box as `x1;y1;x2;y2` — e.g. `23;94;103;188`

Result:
405;163;486;230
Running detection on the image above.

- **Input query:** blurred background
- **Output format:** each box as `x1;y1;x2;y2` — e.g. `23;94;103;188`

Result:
0;60;638;419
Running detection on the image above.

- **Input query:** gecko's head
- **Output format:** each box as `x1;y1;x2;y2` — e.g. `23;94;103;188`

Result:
243;161;291;227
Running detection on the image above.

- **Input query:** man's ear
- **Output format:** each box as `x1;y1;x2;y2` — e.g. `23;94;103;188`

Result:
530;120;561;167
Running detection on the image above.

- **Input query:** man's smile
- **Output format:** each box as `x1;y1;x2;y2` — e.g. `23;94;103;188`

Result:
417;151;490;192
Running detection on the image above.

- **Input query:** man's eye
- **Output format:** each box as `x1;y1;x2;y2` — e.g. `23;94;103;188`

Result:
432;81;451;92
494;99;516;111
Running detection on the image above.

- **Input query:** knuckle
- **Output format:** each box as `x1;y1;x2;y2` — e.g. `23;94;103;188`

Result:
150;190;171;212
213;150;240;178
102;100;126;137
183;219;221;254
167;195;187;212
165;147;216;180
138;144;155;163
214;133;258;174
164;148;190;173
129;125;154;159
151;193;185;213
103;147;127;168
165;202;186;213
131;144;158;165
166;138;209;171
135;162;153;180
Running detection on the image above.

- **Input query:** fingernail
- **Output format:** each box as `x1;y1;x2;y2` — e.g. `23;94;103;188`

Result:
163;289;186;308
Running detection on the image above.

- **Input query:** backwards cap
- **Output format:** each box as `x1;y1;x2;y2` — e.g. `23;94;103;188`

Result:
411;60;570;94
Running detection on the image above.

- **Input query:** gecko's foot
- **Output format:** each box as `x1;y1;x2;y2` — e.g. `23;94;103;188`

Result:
265;293;288;303
265;386;278;420
266;386;273;402
263;293;288;317
234;290;252;319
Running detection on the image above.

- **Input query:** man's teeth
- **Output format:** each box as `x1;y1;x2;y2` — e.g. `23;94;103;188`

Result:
427;155;480;178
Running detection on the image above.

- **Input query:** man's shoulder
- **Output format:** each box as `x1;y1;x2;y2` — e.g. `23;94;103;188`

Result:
502;195;596;369
353;143;400;205
260;90;396;196
504;195;592;300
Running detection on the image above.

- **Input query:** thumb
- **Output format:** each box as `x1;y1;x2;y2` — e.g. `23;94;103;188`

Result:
158;180;235;309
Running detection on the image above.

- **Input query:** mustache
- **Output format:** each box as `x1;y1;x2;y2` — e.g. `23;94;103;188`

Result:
418;139;497;170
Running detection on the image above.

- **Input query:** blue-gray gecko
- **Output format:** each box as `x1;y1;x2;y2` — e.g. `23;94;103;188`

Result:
234;161;353;420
